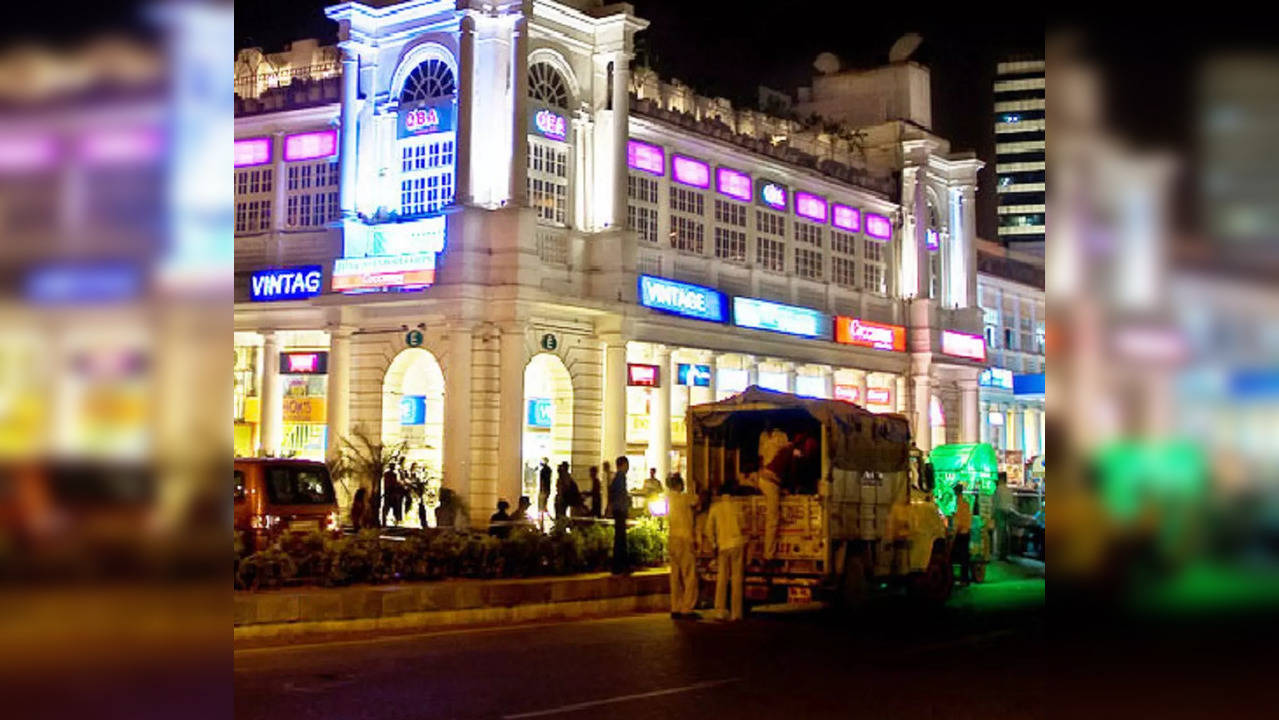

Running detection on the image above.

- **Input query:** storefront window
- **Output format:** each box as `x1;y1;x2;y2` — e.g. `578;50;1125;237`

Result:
233;344;260;457
281;354;328;461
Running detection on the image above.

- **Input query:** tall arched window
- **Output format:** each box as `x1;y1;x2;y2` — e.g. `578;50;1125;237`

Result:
926;200;943;299
527;61;572;226
398;58;456;217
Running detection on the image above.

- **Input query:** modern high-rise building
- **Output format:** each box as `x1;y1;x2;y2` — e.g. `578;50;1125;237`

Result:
993;57;1045;260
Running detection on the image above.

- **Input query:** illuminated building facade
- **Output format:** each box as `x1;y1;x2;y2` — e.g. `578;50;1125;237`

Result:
233;0;987;525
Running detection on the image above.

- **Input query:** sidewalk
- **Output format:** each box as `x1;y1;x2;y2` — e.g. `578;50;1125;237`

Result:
234;569;671;647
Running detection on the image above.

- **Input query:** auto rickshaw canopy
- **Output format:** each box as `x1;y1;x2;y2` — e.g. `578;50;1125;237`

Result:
929;442;999;515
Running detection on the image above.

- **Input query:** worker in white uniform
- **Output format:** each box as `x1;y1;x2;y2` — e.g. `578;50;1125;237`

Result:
705;483;746;621
665;474;701;619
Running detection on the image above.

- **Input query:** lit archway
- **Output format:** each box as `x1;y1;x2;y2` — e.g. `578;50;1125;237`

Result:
382;349;446;525
522;353;574;517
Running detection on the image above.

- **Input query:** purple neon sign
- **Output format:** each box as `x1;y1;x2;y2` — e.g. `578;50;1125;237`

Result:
234;137;271;167
671;155;710;188
627;140;664;176
284;130;338;162
794;192;828;223
865;213;892;240
926;228;940;251
716;167;751;202
832;204;860;232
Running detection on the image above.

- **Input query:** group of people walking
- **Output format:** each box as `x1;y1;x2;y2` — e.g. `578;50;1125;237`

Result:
348;458;439;530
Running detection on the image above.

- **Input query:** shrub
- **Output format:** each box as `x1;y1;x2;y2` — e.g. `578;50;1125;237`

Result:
324;530;384;585
236;545;297;590
627;517;668;567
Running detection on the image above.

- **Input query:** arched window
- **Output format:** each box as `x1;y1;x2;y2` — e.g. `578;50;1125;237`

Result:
398;58;457;217
528;62;570;109
926;201;942;300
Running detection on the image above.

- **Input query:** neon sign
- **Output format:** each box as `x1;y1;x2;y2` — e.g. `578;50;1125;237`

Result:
716;167;751;202
532;109;567;141
867;387;892;405
758;181;787;210
627;363;661;387
406;107;441;133
279;352;329;375
671;155;710;188
941;330;987;361
833;317;906;352
283;130;337;162
527;398;554;428
832;204;860;232
926;228;940;251
979;367;1014;390
834;384;860;404
250;265;323;302
732;297;826;338
332;252;437;292
234;137;271;167
794;192;827;223
627;139;664;176
638;275;726;322
677;363;711;387
398;100;455;139
866;213;892;240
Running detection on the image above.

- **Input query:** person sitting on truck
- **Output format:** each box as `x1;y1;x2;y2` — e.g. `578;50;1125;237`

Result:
789;431;821;494
705;483;746;621
951;483;974;584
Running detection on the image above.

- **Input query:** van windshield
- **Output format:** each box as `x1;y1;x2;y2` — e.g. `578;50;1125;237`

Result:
265;466;335;505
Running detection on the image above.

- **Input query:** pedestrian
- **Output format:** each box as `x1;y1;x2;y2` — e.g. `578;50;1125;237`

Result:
349;487;367;531
610;456;631;575
666;474;701;619
588;466;603;518
510;496;532;525
951;483;974;584
554;462;573;518
538;458;552;518
562;469;583;518
705;482;745;621
489;499;512;539
382;467;402;526
644;468;663;497
994;471;1014;559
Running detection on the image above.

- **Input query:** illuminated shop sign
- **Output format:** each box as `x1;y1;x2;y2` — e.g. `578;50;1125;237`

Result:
865;213;892;241
626;139;664;176
717;368;748;395
398;99;456;139
833;316;906;352
794;375;826;398
279;351;329;375
637;275;726;322
733;297;826;338
926;228;940;251
343;215;447;258
979;367;1014;390
24;262;141;305
527;398;554;428
332;252;437;292
716;167;751;202
531;108;567;141
234;137;271;167
627;363;661;387
940;330;987;361
866;387;892;405
832;204;860;232
400;395;426;426
834;384;859;404
757;179;787;210
1013;373;1045;396
677;363;711;387
250;265;323;302
794;191;827;223
671;155;710;188
283;130;337;162
988;411;1005;426
758;371;788;393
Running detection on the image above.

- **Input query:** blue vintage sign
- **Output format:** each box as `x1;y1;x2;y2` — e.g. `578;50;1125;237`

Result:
527;398;554;428
250;265;323;301
732;296;827;338
400;395;426;426
638;275;726;323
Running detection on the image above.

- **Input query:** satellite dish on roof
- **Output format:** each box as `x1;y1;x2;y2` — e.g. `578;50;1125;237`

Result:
888;33;923;63
814;52;841;75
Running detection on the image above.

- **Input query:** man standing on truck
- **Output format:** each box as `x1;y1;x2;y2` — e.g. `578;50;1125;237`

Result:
705;483;746;621
951;483;974;584
757;426;790;561
609;456;631;575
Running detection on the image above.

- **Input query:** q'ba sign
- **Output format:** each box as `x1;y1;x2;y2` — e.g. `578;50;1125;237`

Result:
405;106;442;133
834;316;906;352
534;109;566;141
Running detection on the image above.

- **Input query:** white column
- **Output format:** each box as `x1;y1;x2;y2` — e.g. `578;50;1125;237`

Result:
1007;409;1021;452
913;373;932;451
601;335;627;465
338;47;359;217
960;377;979;443
260;331;283;457
325;326;352;461
895;375;907;414
650;345;672;481
746;356;759;388
859;371;870;408
498;328;525;504
980;403;989;444
1023;407;1039;457
445;325;474;516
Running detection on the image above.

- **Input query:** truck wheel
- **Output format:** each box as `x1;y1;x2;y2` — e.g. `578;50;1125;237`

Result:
910;541;953;605
838;556;867;611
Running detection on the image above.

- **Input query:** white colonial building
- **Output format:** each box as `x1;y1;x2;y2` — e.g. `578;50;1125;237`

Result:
233;0;987;526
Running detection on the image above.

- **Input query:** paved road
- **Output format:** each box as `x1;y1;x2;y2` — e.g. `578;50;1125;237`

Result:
235;561;1045;719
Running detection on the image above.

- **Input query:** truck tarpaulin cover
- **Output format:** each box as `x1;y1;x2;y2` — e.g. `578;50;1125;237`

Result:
688;386;912;472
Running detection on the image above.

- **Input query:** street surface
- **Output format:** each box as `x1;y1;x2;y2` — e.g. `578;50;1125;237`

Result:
235;560;1045;719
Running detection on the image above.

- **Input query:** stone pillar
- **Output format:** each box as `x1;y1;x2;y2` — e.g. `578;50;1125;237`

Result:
325;326;353;461
1023;407;1039;457
960;376;979;443
456;14;476;205
650;345;672;481
498;327;526;504
260;331;282;457
912;373;932;452
338;47;359;217
1006;409;1021;452
445;325;474;516
601;335;627;465
859;371;870;408
895;375;908;414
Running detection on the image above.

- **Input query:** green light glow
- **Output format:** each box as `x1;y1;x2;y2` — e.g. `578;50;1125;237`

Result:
930;443;999;516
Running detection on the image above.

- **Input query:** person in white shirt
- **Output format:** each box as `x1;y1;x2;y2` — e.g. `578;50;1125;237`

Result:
704;484;746;621
756;426;790;561
665;474;701;619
